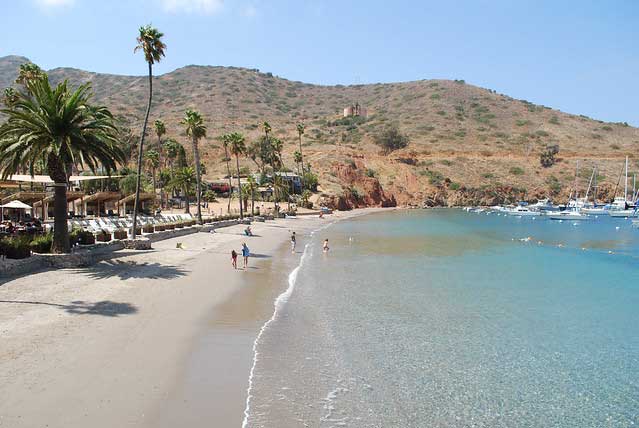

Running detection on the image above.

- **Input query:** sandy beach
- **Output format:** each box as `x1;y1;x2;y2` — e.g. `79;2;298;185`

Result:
0;211;367;428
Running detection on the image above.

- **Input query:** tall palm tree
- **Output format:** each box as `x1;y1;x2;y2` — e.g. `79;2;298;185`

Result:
296;123;305;189
154;119;166;164
145;149;160;192
168;167;196;214
229;132;247;219
181;109;206;224
221;134;234;214
246;175;258;216
294;150;302;176
132;24;166;239
0;76;124;253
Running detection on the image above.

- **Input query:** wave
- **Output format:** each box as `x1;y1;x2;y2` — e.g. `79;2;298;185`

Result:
241;221;335;428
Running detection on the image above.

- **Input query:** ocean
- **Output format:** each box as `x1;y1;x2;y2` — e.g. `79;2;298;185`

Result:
244;209;639;427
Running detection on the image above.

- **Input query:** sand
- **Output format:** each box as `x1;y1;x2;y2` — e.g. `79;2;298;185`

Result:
0;211;367;428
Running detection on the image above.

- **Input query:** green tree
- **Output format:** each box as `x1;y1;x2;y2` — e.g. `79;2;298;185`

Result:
182;109;206;224
0;76;124;253
132;24;166;239
2;87;18;108
246;175;258;215
154;119;166;165
374;125;409;154
294;150;303;176
229;132;247;219
221;134;235;213
145;149;160;191
163;138;181;171
168;167;196;214
15;63;46;89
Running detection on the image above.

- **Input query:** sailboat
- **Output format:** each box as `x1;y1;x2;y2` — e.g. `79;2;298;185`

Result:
550;160;590;220
608;156;637;218
580;166;609;215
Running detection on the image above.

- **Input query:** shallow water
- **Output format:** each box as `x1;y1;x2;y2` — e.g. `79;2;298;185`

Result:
246;210;639;427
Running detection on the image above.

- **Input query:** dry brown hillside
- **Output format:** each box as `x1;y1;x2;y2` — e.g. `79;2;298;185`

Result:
2;55;639;207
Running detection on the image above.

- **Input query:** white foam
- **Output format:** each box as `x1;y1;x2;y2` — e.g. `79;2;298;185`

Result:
242;220;336;428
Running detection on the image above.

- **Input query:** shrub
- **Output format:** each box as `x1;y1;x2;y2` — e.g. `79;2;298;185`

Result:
540;145;559;167
0;237;31;259
143;225;155;233
69;228;95;246
449;182;461;190
29;233;53;253
549;115;560;125
365;168;376;178
95;230;112;242
509;166;525;175
546;175;562;195
373;125;409;154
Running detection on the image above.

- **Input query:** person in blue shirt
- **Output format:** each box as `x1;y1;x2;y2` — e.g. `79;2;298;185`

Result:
241;243;250;269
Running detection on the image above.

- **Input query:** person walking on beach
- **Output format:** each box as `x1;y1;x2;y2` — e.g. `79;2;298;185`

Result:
241;243;250;269
291;231;296;253
231;249;238;269
323;239;329;253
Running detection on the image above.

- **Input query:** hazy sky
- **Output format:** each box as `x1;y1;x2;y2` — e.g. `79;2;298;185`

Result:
2;0;638;125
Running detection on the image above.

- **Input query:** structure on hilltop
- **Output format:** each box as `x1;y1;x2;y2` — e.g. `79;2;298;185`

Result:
343;102;367;118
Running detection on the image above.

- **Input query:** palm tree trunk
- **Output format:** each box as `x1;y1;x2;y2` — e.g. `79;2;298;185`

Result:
192;136;203;224
184;186;191;214
157;135;163;209
224;146;233;214
132;62;153;239
235;155;243;219
299;133;305;190
48;155;70;253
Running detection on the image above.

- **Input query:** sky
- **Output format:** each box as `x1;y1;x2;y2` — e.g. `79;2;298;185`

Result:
2;0;638;125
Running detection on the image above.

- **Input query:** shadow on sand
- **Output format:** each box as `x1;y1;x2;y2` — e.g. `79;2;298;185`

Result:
0;299;137;317
75;259;188;281
249;253;271;259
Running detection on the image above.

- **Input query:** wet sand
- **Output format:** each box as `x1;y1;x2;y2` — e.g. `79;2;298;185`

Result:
0;211;372;428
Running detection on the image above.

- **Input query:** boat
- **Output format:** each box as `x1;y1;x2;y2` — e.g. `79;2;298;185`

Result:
608;209;637;218
506;205;538;216
607;157;636;217
548;210;591;221
529;198;559;212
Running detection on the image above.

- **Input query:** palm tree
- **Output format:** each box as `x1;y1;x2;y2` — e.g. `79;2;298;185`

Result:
15;63;45;89
296;123;305;188
0;76;124;253
168;167;196;214
2;88;18;108
145;149;160;192
229;132;247;219
294;150;302;176
154;119;166;163
181;109;206;224
246;175;258;215
221;134;234;214
163;138;180;172
132;24;166;239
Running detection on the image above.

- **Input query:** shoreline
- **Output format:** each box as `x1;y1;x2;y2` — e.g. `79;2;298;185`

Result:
0;208;383;428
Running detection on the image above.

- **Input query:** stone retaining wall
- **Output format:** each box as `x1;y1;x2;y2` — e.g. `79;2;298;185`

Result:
0;219;252;279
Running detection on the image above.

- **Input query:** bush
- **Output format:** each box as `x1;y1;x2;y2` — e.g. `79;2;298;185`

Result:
374;125;409;154
30;233;53;253
69;228;95;246
365;168;376;178
547;175;562;195
0;236;32;259
143;225;154;233
95;230;112;242
509;167;525;175
449;182;461;190
540;145;559;168
114;229;128;240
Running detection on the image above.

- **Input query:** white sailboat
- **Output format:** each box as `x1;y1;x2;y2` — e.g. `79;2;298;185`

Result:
608;157;637;217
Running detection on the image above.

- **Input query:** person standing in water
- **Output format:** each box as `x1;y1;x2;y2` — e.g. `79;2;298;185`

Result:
231;249;238;269
241;243;250;269
291;231;296;253
323;239;329;253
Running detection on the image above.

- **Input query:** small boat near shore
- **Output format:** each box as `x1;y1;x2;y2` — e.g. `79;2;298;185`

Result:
548;210;591;221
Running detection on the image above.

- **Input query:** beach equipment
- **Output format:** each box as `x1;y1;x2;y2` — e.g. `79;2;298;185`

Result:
0;200;33;221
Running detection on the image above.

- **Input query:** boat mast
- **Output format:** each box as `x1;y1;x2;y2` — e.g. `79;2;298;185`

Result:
584;166;595;202
593;165;598;204
624;156;628;202
574;160;580;200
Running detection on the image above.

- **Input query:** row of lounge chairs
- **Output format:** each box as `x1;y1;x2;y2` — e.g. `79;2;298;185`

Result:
69;214;194;234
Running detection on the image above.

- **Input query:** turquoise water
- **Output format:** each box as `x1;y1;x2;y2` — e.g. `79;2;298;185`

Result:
246;210;639;427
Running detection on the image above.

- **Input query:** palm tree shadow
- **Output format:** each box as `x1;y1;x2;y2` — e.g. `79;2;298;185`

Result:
75;260;188;281
0;300;137;317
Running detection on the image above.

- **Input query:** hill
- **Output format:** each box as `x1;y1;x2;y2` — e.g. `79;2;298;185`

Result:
2;55;639;207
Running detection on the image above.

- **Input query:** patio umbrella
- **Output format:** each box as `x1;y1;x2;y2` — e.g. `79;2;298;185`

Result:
1;200;33;221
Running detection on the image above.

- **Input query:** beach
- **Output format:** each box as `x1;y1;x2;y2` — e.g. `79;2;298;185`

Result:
0;211;365;428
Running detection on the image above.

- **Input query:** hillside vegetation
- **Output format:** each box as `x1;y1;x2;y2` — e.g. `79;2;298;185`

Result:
2;55;638;207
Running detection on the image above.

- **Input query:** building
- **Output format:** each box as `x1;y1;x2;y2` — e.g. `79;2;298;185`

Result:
343;102;367;118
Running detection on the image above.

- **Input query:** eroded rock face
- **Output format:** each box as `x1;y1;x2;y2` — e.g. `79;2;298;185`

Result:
325;161;397;210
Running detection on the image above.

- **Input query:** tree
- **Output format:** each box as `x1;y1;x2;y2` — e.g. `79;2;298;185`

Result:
181;109;206;224
163;138;181;171
168;167;196;214
154;119;166;163
15;63;45;89
296;123;305;187
229;132;247;219
246;175;258;215
294;150;303;176
540;145;559;168
374;125;409;154
132;24;166;239
221;134;235;213
0;76;124;253
145;149;160;191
